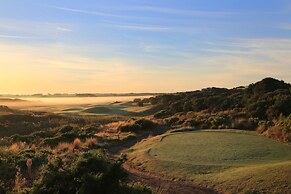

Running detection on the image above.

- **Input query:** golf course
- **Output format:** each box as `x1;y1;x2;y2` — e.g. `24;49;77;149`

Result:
127;130;291;193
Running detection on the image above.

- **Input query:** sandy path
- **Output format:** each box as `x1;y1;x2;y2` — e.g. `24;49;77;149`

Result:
123;162;221;194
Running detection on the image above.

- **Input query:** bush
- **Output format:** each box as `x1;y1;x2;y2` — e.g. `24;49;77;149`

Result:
119;124;141;132
0;181;8;194
0;153;17;188
118;119;156;132
31;151;148;194
256;121;269;134
135;119;155;129
165;117;180;126
263;115;291;142
137;101;144;107
154;110;171;119
58;126;74;133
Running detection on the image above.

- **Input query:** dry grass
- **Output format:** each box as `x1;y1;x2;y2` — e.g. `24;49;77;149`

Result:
53;142;74;155
13;167;27;193
101;120;133;132
53;138;98;155
83;138;97;147
72;138;82;149
95;131;133;141
8;142;27;152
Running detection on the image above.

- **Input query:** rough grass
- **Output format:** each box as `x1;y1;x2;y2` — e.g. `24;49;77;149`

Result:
127;130;291;193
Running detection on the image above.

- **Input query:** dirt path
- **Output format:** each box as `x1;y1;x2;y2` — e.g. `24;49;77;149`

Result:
123;162;220;194
107;129;167;156
106;130;222;194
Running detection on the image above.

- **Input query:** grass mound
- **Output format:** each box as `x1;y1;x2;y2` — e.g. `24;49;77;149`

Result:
150;131;290;166
127;130;291;193
83;106;130;115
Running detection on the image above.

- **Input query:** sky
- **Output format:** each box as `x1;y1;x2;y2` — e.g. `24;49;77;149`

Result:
0;0;291;94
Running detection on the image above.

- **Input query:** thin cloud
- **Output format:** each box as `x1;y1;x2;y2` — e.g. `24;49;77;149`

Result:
56;26;72;32
278;23;291;30
203;49;250;55
53;6;125;18
0;34;37;39
129;6;237;17
0;19;73;38
112;23;172;31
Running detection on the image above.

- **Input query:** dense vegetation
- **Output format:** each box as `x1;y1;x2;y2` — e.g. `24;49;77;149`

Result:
0;147;150;194
0;111;151;193
143;78;291;142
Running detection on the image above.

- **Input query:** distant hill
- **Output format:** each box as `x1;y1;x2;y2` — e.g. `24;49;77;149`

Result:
144;77;291;120
142;77;290;142
0;98;26;102
246;77;290;95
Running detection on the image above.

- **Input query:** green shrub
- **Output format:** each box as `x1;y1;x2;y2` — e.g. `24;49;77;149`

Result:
165;117;180;126
31;150;148;194
118;119;156;132
0;181;8;194
154;110;170;118
58;126;74;133
119;124;141;132
10;134;35;144
135;119;155;129
263;115;291;142
0;151;17;189
32;130;56;138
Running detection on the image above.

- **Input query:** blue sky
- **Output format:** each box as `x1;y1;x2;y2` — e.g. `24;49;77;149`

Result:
0;0;291;93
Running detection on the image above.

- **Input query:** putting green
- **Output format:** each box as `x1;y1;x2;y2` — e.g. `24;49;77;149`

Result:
128;130;291;193
149;131;291;166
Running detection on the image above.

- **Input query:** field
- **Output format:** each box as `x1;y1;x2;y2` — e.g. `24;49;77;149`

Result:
0;96;158;116
126;130;291;193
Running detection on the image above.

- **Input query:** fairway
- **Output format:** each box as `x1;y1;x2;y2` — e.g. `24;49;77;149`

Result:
128;130;291;193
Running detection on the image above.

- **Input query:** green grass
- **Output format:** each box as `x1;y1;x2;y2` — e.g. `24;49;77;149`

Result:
127;130;291;193
82;103;161;117
122;105;154;113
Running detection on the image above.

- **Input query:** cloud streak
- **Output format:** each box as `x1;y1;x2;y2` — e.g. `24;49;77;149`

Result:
278;23;291;30
127;6;237;17
0;34;37;39
112;23;172;31
53;6;126;18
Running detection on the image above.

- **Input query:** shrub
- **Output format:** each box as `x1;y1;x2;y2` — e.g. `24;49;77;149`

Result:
0;153;17;188
10;134;35;144
256;121;269;134
58;126;74;133
154;110;170;118
0;181;8;194
31;151;147;194
135;119;155;129
137;101;144;107
83;138;97;148
230;117;258;130
31;130;56;138
118;119;156;132
165;117;180;126
119;124;141;132
255;115;290;142
73;138;82;149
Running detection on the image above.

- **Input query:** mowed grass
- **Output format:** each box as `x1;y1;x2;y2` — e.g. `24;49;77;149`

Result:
127;130;291;193
122;105;154;113
82;102;161;117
